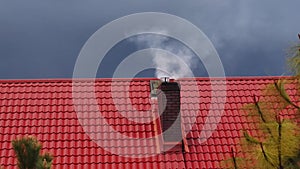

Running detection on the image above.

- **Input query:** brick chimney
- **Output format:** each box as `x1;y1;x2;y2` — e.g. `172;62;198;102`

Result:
157;78;182;142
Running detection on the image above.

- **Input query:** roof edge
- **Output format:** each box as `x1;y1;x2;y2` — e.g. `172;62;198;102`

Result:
0;76;295;84
0;77;160;83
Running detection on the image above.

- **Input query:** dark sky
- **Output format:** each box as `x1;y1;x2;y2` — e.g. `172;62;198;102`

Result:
0;0;299;79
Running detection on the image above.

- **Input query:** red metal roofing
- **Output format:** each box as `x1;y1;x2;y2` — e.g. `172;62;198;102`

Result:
0;76;298;168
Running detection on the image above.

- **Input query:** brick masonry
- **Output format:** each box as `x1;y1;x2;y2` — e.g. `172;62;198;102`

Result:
157;82;182;142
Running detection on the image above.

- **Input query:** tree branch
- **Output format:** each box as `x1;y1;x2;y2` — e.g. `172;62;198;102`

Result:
274;81;300;109
276;116;283;169
253;96;274;139
231;147;238;169
260;142;276;168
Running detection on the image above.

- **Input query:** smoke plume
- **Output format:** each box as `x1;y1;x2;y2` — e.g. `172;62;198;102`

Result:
129;34;197;79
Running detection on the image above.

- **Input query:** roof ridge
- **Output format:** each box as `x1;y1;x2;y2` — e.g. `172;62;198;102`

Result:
0;76;293;84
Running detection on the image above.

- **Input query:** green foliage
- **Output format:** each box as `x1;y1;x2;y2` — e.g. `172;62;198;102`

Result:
36;153;53;169
243;120;300;169
287;34;300;76
12;136;53;169
224;78;300;169
222;34;300;169
12;137;41;169
288;44;300;76
220;149;244;169
243;131;260;144
242;80;300;169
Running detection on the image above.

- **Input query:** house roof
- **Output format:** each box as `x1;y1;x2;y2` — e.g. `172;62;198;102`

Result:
0;76;297;169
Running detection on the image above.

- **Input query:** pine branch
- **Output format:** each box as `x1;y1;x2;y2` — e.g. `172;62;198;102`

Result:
276;116;283;169
253;96;274;139
231;148;238;169
243;131;260;144
12;137;41;169
274;81;300;109
260;142;277;168
12;137;53;169
253;96;267;123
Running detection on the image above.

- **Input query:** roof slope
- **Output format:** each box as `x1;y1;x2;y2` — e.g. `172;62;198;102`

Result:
0;77;297;169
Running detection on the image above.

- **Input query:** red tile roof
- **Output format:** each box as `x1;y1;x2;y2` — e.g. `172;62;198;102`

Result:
0;77;297;168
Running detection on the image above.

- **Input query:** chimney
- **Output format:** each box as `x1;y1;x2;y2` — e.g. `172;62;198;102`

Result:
157;77;182;142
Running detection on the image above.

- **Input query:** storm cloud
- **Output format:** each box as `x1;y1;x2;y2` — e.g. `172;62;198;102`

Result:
0;0;299;78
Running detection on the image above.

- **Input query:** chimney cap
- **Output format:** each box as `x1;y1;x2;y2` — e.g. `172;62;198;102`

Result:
160;77;170;83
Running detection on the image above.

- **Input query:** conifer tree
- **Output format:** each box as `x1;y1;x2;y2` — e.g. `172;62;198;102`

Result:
12;136;53;169
224;34;300;169
241;80;300;169
287;34;300;76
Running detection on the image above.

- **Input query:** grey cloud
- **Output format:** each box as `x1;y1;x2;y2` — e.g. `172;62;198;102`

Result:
0;0;299;78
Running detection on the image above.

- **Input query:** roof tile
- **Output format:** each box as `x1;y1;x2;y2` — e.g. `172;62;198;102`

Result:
0;77;298;168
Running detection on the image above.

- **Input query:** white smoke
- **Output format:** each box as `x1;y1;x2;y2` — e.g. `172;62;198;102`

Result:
128;33;196;79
